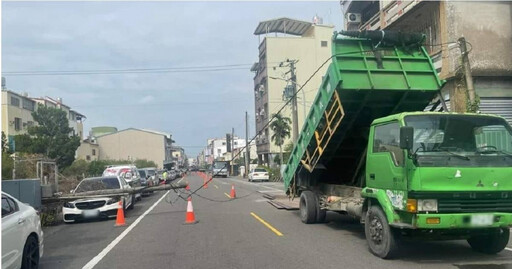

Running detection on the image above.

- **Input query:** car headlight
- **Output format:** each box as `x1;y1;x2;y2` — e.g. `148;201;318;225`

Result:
417;199;438;212
107;196;121;205
63;202;75;208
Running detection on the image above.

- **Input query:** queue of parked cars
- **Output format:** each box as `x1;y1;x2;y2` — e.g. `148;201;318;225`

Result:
62;165;187;224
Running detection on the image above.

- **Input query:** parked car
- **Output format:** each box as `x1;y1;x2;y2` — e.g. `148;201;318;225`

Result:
143;167;158;186
63;176;134;223
2;191;44;269
103;165;142;201
137;169;151;196
248;168;269;182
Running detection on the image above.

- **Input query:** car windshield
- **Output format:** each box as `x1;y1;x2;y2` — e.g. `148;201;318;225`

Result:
75;177;120;193
254;169;266;173
147;170;155;176
138;170;146;178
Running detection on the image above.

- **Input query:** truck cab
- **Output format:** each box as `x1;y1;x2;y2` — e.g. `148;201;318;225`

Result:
363;112;512;257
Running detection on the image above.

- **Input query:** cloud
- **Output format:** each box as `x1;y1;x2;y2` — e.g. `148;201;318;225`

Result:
139;95;155;104
2;1;342;156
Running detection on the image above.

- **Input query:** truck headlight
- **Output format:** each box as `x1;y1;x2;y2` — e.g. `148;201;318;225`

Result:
417;199;438;212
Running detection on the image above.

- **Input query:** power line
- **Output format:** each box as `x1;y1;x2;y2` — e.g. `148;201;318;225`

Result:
2;62;282;76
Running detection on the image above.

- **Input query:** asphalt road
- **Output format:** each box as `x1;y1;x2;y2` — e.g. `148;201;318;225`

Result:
41;173;512;269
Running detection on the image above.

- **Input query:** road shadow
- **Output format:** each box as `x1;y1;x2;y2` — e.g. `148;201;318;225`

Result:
293;211;512;265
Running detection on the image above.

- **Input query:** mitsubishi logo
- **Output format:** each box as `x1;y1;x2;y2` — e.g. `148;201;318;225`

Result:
476;180;484;187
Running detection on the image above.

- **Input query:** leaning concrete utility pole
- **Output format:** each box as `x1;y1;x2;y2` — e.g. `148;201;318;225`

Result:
458;37;477;112
289;60;299;143
245;111;250;178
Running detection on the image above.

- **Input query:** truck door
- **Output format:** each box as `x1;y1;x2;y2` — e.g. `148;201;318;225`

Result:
366;122;406;191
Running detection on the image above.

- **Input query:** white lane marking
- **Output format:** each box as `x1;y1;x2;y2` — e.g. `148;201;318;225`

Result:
177;177;186;184
82;190;171;269
226;178;282;191
258;190;284;193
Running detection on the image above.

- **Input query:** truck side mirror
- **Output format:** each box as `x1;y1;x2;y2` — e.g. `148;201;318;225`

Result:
400;126;414;150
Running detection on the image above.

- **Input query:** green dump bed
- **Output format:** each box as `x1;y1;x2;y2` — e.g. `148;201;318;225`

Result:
283;33;443;190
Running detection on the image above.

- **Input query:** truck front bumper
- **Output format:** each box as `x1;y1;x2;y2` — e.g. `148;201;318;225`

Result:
412;212;512;229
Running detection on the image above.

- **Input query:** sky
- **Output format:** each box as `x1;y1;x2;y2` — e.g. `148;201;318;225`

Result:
2;1;342;157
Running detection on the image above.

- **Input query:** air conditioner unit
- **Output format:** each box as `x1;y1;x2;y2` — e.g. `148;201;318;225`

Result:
346;13;361;24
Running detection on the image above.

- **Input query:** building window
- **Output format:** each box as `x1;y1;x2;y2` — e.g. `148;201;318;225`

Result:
92;149;96;156
222;142;226;145
22;99;34;111
321;41;328;47
86;155;91;161
217;149;221;155
14;118;22;131
10;97;20;107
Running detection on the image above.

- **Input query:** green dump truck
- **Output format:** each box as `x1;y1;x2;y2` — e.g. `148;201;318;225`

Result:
282;31;512;258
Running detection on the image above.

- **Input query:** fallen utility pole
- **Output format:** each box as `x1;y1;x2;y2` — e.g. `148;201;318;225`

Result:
42;182;187;203
458;37;477;112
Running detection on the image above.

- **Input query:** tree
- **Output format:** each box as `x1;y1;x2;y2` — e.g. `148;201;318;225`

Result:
1;132;9;153
27;106;81;168
269;113;291;168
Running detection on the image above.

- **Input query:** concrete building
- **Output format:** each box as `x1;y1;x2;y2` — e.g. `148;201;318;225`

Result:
75;138;99;161
31;96;85;138
1;90;37;138
205;136;247;164
96;128;174;168
1;86;86;150
341;0;512;122
252;18;335;165
91;126;117;137
170;146;186;168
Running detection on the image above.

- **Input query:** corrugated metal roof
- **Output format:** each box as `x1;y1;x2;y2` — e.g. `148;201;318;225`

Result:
254;17;312;36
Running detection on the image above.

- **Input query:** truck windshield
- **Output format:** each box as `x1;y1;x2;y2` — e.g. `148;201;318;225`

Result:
213;162;227;169
404;115;512;166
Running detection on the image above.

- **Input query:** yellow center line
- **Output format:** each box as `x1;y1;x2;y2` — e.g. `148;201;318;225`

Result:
224;193;231;198
214;185;219;189
250;212;283;236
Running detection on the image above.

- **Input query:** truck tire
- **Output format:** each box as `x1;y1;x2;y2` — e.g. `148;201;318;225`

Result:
315;194;326;223
468;228;509;254
365;205;399;259
300;191;317;224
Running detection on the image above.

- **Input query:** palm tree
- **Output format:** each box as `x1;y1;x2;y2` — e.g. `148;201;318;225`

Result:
269;113;292;168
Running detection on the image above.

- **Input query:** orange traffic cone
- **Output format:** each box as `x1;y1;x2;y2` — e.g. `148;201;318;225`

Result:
185;184;190;191
183;197;198;225
230;184;236;198
115;200;126;227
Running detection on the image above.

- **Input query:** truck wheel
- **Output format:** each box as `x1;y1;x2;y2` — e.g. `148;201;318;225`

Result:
468;228;509;254
365;205;399;259
315;194;326;223
300;191;317;224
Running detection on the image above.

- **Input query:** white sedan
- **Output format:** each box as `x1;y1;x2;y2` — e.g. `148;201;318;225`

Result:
2;192;44;269
63;176;134;223
248;168;270;182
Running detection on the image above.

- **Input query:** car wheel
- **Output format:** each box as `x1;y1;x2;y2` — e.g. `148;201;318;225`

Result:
468;228;509;254
127;196;135;210
299;191;317;224
21;235;39;269
365;205;399;259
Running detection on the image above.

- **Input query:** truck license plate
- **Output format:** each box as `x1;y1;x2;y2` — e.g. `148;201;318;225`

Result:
470;214;493;226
